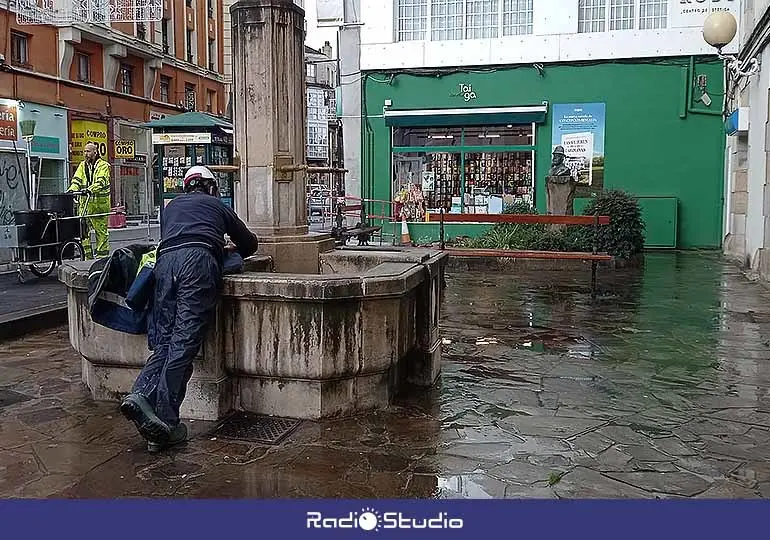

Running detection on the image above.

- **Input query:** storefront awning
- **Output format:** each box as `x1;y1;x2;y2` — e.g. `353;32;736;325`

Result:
383;105;548;127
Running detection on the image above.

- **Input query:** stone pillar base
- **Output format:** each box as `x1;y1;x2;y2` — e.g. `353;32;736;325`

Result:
257;233;335;274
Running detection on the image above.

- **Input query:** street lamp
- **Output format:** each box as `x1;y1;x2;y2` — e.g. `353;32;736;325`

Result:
702;11;759;79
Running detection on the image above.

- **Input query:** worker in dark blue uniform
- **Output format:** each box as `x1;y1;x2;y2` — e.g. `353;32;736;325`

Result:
120;165;259;453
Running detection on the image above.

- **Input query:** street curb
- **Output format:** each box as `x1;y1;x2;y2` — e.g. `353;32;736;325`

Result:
0;303;68;342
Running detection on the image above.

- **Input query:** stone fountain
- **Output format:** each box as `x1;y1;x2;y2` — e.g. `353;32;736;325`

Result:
58;0;447;421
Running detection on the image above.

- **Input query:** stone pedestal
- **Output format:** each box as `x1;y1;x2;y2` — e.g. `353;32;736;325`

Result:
230;0;332;272
546;175;577;217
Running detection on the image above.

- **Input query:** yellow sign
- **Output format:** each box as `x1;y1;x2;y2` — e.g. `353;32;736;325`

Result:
114;139;135;159
70;120;108;163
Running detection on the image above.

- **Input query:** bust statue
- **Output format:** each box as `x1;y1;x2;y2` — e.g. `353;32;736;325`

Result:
548;145;573;178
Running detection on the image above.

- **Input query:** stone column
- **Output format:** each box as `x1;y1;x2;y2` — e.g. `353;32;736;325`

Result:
230;0;334;273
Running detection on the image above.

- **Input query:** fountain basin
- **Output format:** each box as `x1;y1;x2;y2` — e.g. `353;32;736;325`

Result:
58;248;447;420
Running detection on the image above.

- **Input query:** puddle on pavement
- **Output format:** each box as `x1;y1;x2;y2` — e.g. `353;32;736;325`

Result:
5;251;770;498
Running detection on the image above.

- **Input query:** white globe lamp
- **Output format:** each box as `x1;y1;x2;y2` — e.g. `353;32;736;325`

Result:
702;11;738;50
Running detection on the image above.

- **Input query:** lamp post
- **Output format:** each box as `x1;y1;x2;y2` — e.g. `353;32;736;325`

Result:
703;11;759;79
19;119;37;210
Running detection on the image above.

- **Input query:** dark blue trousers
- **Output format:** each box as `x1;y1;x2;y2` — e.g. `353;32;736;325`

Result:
131;247;221;426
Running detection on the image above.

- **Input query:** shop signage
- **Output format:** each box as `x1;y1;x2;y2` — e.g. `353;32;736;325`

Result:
123;154;147;165
114;139;136;159
30;136;60;154
453;84;478;103
669;0;738;29
152;132;211;145
0;100;19;142
551;103;606;187
71;119;108;162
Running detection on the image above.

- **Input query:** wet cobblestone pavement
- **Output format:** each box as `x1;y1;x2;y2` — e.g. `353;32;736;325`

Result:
2;252;770;498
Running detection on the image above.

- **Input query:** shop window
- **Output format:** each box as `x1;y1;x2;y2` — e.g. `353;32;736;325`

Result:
160;76;171;102
10;31;29;65
120;64;133;94
391;124;535;216
578;0;667;33
397;0;428;41
393;127;462;147
76;53;90;83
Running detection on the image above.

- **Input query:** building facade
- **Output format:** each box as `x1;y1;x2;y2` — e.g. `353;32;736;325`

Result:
0;1;227;220
723;1;770;275
342;0;739;248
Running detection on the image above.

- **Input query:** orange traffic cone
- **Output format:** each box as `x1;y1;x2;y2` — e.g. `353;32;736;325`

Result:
400;218;411;245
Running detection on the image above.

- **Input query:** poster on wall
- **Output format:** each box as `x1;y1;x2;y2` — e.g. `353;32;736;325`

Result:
70;119;108;164
668;0;739;29
551;103;606;187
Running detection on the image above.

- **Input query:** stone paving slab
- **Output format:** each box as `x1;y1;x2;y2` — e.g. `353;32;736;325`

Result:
1;253;770;498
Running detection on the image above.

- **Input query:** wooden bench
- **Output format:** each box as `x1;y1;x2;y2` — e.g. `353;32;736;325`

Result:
425;212;611;291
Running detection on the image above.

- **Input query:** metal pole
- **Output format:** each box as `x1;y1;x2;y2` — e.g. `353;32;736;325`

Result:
144;165;152;242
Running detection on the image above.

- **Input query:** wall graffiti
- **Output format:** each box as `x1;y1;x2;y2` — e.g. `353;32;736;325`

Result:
0;151;30;226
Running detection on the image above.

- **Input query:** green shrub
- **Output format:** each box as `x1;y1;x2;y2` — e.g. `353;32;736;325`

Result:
581;190;645;259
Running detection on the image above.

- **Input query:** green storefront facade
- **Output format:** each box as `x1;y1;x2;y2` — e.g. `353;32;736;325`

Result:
361;55;725;249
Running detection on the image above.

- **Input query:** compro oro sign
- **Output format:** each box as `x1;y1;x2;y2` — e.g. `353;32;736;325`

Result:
669;0;739;28
71;120;108;162
152;132;212;145
114;139;136;159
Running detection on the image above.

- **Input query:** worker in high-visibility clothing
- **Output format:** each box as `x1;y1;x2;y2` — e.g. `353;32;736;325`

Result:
67;142;111;259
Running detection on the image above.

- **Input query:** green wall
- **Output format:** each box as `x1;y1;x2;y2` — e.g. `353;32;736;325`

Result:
362;56;725;248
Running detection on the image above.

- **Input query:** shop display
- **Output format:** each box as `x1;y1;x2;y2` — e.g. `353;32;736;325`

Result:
427;152;461;211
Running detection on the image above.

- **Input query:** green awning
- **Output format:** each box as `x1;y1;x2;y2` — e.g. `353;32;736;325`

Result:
384;105;548;127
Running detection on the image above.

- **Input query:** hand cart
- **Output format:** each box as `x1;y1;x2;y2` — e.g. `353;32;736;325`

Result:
0;191;110;283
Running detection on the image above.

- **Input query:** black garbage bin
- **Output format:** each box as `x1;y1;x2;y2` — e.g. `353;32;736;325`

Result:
13;210;50;246
38;193;79;242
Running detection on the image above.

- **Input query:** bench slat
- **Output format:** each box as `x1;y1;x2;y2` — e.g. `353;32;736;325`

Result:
426;213;610;225
447;248;612;261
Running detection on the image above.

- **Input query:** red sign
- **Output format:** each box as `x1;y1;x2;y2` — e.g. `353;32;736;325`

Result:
0;101;18;141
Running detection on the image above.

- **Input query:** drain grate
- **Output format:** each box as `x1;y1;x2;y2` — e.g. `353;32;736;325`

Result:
0;388;32;409
212;411;302;444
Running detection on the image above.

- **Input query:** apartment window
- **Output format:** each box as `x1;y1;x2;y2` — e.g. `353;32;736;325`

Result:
160;76;171;102
398;0;533;41
207;0;214;18
306;63;316;80
397;0;428;41
578;0;667;33
639;0;667;30
120;64;133;94
186;29;194;63
186;0;192;6
76;53;90;82
502;0;533;36
137;22;147;40
161;18;170;53
184;83;196;110
10;31;28;65
465;0;498;39
431;0;464;41
208;38;215;71
206;90;215;112
578;0;606;33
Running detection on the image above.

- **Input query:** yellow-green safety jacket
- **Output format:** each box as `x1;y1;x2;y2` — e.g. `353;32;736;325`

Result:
67;158;112;214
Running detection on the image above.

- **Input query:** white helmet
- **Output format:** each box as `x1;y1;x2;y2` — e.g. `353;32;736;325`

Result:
183;165;218;195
